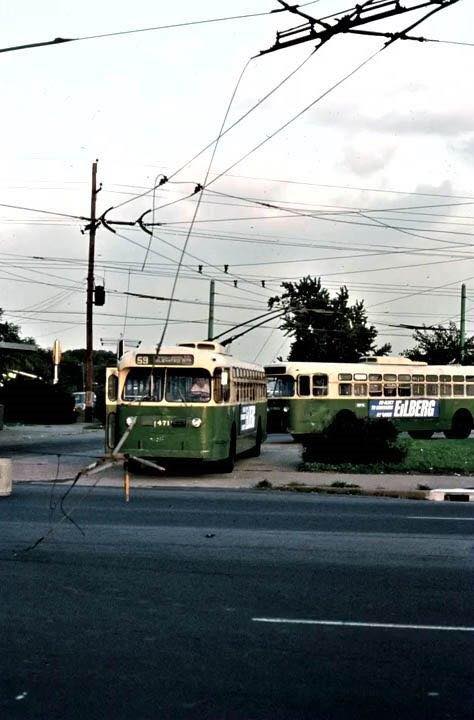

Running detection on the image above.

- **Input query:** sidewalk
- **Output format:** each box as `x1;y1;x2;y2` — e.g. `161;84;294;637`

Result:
0;423;99;446
3;425;473;494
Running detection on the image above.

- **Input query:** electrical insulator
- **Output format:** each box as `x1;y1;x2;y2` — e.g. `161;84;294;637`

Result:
261;280;266;288
234;280;238;288
224;265;229;273
198;265;203;274
94;285;106;306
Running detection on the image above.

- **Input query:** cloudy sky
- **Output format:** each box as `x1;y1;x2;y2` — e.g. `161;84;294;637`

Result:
1;0;473;363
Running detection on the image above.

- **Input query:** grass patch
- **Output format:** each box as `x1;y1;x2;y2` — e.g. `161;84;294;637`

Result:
302;437;474;475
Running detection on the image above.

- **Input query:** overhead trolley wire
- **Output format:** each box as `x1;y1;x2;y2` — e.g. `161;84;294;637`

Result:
0;2;321;56
110;47;318;213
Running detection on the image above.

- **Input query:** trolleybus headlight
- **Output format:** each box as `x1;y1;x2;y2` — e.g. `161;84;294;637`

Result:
126;416;134;427
283;406;289;413
191;418;202;428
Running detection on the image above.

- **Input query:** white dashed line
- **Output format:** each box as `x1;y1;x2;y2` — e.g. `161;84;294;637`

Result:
252;618;474;632
406;516;474;521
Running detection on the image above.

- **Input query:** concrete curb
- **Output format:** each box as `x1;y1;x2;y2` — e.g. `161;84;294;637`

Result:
255;484;428;501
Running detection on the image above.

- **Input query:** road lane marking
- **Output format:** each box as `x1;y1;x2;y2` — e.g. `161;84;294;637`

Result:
406;516;474;521
252;618;474;632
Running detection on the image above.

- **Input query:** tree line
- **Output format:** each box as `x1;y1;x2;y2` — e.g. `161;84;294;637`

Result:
268;276;470;364
0;275;470;387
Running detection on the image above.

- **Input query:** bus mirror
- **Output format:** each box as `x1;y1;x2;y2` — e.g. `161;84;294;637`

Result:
221;370;229;386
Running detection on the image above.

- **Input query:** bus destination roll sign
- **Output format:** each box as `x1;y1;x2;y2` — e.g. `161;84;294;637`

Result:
369;399;440;419
136;354;194;366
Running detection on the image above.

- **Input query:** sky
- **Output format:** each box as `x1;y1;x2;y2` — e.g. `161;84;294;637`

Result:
1;0;473;365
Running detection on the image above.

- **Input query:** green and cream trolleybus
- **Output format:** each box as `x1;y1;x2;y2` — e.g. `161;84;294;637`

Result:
106;341;267;471
266;356;474;440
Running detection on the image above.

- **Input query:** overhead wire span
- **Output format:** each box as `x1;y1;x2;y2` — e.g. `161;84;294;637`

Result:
110;47;318;213
0;2;321;56
112;227;272;301
0;201;88;221
155;55;254;348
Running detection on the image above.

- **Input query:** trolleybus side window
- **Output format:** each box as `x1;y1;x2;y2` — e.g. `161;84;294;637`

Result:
426;375;438;396
267;375;295;398
166;368;211;403
338;373;352;396
453;375;464;396
397;374;411;396
313;374;328;397
298;375;310;397
354;383;367;396
369;375;382;396
214;369;223;403
382;374;396;397
339;383;352;396
440;375;452;396
123;368;164;401
466;376;474;396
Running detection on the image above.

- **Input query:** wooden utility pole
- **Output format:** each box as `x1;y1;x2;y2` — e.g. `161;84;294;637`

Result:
85;160;99;422
207;280;215;340
460;283;467;364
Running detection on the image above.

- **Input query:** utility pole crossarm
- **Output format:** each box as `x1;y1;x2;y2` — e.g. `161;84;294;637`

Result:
260;0;461;55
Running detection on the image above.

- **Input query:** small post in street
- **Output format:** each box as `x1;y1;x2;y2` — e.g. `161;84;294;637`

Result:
124;463;131;503
460;283;467;363
207;280;215;340
85;160;99;422
52;339;61;385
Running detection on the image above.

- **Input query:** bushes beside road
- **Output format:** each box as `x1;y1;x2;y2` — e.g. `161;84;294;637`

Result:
302;437;474;476
0;376;75;424
300;415;474;475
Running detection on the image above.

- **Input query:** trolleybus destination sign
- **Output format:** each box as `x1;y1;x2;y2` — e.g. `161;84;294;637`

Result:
136;354;194;366
369;399;440;419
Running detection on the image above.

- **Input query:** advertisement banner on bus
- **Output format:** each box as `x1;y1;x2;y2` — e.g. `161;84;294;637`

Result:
240;404;256;433
369;399;440;419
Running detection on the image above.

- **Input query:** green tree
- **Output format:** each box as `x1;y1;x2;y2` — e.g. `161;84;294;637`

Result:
404;322;474;365
269;276;391;362
0;309;51;379
59;349;116;393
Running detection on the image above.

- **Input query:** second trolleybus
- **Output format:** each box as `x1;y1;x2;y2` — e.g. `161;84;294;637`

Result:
265;356;474;441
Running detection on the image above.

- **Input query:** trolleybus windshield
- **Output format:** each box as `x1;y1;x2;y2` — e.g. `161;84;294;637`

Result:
123;368;164;402
266;375;295;398
166;369;211;403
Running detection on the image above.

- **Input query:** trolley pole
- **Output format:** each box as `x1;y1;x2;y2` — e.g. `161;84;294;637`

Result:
85;160;99;422
207;280;215;340
460;283;467;364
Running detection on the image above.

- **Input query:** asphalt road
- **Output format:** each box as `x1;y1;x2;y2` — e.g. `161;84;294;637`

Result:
1;486;474;719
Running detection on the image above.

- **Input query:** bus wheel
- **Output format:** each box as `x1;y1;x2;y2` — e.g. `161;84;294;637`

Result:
220;426;237;473
408;430;434;440
249;420;262;458
444;410;473;439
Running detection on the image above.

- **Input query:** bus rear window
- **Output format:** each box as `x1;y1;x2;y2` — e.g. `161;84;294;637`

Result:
267;375;295;398
123;368;164;401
